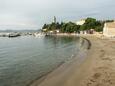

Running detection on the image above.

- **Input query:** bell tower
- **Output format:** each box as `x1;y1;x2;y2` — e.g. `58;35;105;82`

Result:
53;16;56;23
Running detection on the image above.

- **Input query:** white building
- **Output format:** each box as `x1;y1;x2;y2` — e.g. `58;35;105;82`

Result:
76;19;85;25
56;30;60;33
103;22;115;37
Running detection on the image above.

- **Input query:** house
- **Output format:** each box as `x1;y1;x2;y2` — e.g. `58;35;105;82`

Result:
42;29;47;32
76;19;85;25
55;30;60;33
103;22;115;37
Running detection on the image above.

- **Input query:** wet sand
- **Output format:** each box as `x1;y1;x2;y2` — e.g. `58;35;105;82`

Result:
31;35;115;86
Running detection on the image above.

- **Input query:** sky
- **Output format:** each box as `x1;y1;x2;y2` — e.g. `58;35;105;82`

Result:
0;0;115;30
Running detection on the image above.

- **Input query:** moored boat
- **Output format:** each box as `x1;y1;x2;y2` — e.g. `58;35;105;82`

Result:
33;33;45;37
8;33;21;38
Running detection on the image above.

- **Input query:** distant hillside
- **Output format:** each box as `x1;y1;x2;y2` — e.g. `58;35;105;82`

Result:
0;30;40;33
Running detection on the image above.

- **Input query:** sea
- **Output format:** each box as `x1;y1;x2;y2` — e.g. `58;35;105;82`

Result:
0;35;86;86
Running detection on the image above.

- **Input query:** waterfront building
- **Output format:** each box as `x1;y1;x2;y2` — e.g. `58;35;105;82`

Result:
76;19;85;25
55;30;60;33
103;21;115;37
42;29;47;32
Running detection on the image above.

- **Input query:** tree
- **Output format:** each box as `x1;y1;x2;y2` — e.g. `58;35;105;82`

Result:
42;17;105;33
95;21;104;32
105;20;114;23
79;25;86;31
42;24;48;29
84;18;96;29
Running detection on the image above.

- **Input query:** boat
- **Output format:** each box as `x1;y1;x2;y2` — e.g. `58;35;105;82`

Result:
8;33;21;38
33;33;45;37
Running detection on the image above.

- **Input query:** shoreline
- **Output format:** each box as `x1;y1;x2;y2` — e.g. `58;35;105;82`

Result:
30;36;91;86
30;35;115;86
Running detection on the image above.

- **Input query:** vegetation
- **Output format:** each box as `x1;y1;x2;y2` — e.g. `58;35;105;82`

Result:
42;17;114;33
80;18;104;32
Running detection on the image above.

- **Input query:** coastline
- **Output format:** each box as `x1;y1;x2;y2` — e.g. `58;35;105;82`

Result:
30;35;115;86
30;35;91;86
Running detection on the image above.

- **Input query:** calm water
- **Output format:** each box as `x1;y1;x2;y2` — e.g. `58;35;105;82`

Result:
0;36;82;86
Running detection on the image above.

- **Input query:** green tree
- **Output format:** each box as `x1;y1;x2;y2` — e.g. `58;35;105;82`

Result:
84;18;96;29
42;24;48;29
42;17;105;33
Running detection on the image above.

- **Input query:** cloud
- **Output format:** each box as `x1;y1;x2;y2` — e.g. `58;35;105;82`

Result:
0;0;115;30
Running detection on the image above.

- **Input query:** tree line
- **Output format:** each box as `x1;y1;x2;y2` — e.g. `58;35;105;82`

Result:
42;17;113;33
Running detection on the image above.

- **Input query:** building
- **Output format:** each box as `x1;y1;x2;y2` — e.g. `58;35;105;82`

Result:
55;30;60;33
76;19;85;25
103;22;115;37
42;29;47;32
53;16;56;23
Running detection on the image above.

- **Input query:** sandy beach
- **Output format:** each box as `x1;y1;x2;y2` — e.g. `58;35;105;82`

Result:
31;35;115;86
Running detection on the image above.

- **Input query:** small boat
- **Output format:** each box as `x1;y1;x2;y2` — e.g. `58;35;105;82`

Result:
33;33;45;37
8;33;21;38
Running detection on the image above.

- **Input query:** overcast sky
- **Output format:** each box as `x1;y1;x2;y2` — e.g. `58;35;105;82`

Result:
0;0;115;30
